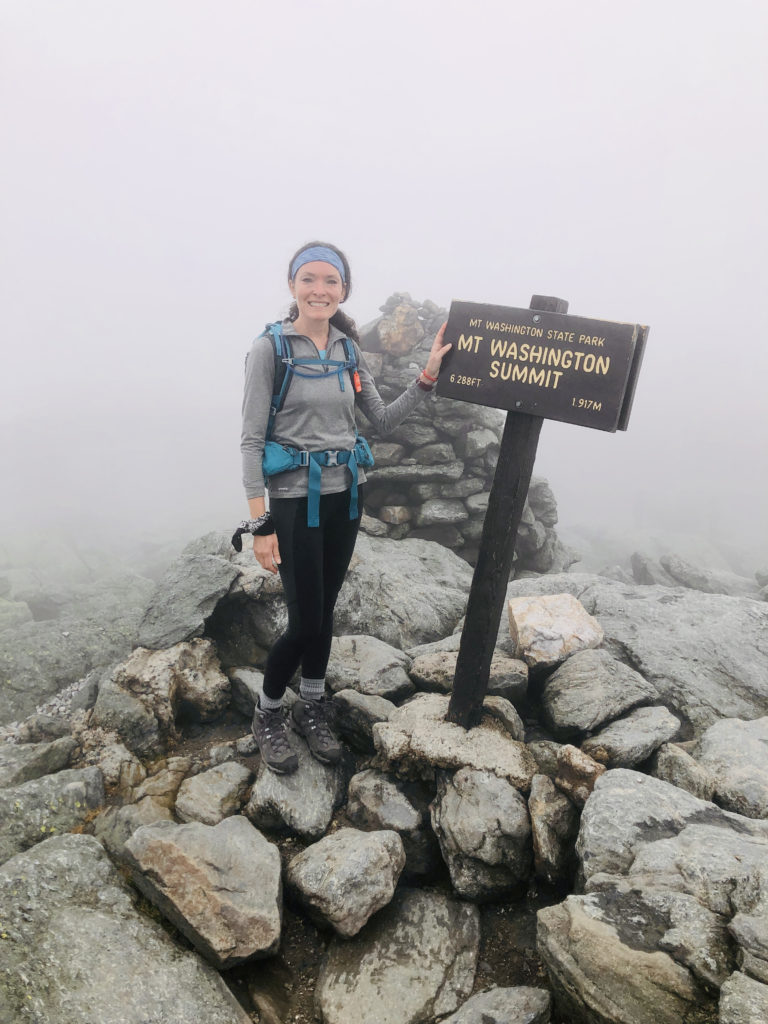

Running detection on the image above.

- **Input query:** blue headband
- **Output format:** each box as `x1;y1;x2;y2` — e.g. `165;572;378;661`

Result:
291;246;346;283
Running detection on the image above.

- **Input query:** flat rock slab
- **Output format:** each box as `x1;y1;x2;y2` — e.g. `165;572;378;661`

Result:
581;705;682;768
286;827;405;936
506;573;768;733
695;716;768;818
326;634;414;701
315;888;480;1024
0;766;105;865
0;833;251;1024
507;593;604;669
93;795;174;857
439;986;551;1024
0;736;76;788
123;816;282;968
245;737;347;839
373;693;537;788
175;761;252;825
541;648;656;738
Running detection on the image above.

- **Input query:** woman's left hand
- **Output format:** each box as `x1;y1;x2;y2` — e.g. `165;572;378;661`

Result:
423;321;451;380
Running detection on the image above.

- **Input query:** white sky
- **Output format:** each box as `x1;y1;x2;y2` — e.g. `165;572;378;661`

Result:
1;0;767;564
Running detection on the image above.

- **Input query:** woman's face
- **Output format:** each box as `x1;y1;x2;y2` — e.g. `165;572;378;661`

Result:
289;261;346;325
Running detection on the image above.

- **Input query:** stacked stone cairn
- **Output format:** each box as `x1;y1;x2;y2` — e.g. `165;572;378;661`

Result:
356;293;576;574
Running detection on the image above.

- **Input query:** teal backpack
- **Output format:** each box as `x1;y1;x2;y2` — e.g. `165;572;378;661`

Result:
261;322;374;527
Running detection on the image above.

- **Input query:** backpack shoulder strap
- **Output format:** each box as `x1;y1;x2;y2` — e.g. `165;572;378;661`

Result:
265;322;294;442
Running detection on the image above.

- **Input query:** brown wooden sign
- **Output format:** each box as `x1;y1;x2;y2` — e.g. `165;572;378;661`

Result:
437;300;647;432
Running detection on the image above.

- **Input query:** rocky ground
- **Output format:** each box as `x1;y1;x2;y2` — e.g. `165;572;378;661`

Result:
1;522;767;1024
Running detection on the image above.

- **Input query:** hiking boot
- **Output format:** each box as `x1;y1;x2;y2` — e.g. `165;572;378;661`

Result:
251;700;298;774
291;696;342;765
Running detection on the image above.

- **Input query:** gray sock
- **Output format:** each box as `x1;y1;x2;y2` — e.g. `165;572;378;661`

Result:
259;692;283;713
299;677;325;701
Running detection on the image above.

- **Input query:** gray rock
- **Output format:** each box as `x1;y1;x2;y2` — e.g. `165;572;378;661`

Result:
138;548;240;649
576;769;767;882
719;972;768;1023
661;554;760;599
649;742;716;801
123;816;281;968
431;767;531;900
332;689;395;752
410;442;456;465
414;498;469;528
326;634;414;701
360;513;389;537
527;740;564;779
227;666;264;715
245;737;346;839
364;460;465;485
529;773;579;884
541;648;656;739
0;597;33;630
506;573;768;734
507;593;604;669
454;428;499;461
0;833;252;1023
345;769;440;876
286;827;405;936
131;756;191;809
631;551;679;586
439;986;551;1024
315;889;480;1024
0;766;104;865
333;534;472;650
0;735;76;788
538;891;713;1024
373;692;538;788
581;705;682;768
14;712;73;743
695;717;768;818
729;912;768;984
175;762;252;825
387;422;440;447
93;796;174;857
441;476;486;498
409;649;527;704
373;442;407;466
0;573;155;726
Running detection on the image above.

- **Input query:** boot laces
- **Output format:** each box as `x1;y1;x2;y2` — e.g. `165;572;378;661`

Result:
263;709;291;754
305;699;334;743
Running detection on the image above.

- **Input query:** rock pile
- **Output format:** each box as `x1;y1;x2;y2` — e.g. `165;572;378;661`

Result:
356;293;576;574
2;533;768;1021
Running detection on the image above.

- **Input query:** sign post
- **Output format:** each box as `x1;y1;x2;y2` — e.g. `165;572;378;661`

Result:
439;295;648;728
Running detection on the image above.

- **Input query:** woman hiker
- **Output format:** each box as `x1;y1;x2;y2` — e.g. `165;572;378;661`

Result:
237;241;451;774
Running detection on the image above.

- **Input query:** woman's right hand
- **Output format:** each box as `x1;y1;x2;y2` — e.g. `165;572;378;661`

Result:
253;533;281;574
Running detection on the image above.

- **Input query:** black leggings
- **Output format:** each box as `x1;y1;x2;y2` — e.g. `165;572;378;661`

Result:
262;487;362;700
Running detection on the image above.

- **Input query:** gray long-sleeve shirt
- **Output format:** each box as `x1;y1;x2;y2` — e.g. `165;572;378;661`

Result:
241;319;426;501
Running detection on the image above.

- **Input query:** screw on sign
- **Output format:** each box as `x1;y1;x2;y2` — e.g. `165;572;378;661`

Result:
437;295;648;728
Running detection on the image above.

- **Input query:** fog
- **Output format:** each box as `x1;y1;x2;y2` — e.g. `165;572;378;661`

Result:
2;0;767;573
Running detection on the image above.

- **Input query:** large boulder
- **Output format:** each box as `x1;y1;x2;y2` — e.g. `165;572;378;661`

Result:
286;827;405;937
580;706;682;768
325;634;414;701
507;593;604;670
0;833;251;1023
430;767;532;900
439;986;551;1024
123;816;282;969
315;888;480;1024
0;573;155;726
540;649;656;739
0;766;104;865
537;769;768;1024
694;716;768;818
174;762;252;825
507;573;768;733
0;735;76;787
